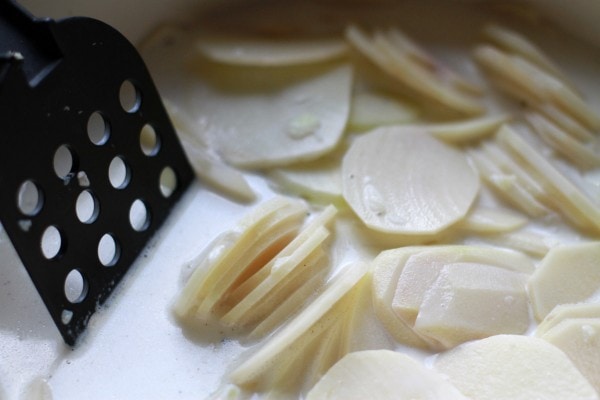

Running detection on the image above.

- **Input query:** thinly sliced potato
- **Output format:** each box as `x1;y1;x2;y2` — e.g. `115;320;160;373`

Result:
348;91;418;131
306;350;469;400
536;303;600;337
196;36;348;67
342;126;480;235
229;262;370;390
414;263;529;348
474;46;600;130
481;229;559;258
173;197;307;321
268;145;346;205
459;206;528;234
482;24;571;86
435;335;599;400
165;102;256;202
498;126;600;232
427;114;510;143
370;247;433;349
525;112;600;170
346;25;483;116
196;62;353;168
541;318;600;394
392;245;533;329
528;242;600;320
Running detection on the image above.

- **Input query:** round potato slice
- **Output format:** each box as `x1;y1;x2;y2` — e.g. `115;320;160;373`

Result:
306;350;468;400
342;126;479;234
196;36;348;67
435;335;599;400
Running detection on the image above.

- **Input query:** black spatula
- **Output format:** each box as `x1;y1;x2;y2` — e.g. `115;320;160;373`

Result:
0;0;194;346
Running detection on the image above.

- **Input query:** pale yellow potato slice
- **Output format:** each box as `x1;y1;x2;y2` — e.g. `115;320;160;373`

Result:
342;126;480;235
537;303;600;337
220;227;329;327
427;114;510;143
528;242;600;320
268;145;346;205
482;24;570;85
481;229;559;258
226;204;337;306
370;247;433;349
249;266;328;340
348;91;418;131
165;102;256;202
474;46;600;130
173;197;307;321
541;318;600;394
525;112;600;169
393;245;533;328
345;25;483;116
414;263;529;348
306;350;469;400
498;126;600;232
534;102;595;142
196;36;348;67
468;148;550;217
435;335;599;400
459;206;528;234
229;262;370;389
200;63;353;168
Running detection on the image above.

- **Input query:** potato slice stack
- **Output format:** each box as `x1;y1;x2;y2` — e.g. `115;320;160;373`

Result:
174;197;337;338
371;245;533;350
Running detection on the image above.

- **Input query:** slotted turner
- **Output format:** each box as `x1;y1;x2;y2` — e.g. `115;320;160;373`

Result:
0;1;194;345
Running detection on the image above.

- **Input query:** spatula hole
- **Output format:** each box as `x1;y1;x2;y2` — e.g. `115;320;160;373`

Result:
41;225;64;260
61;310;74;325
140;124;160;156
129;199;151;232
76;190;99;224
64;269;87;304
159;166;177;198
87;112;110;145
53;145;76;179
17;180;43;216
98;233;120;267
119;80;141;113
108;156;130;189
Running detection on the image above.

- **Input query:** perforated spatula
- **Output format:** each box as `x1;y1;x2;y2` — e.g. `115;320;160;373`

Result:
0;0;194;345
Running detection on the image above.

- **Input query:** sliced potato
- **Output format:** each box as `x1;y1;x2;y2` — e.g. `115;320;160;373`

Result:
482;229;559;258
348;91;418;131
229;262;370;390
372;245;533;349
413;263;529;348
482;24;570;85
346;25;483;116
173;197;307;321
342;126;480;235
537;303;600;337
198;62;353;168
541;318;600;394
525;112;600;170
498;125;600;232
268;145;346;205
459;206;528;234
370;247;433;349
435;335;599;400
165;102;256;202
306;350;469;400
474;46;600;130
392;245;533;328
196;36;348;67
427;114;510;143
528;242;600;320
